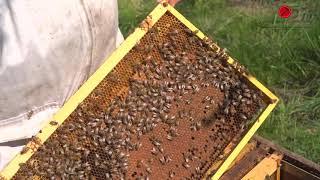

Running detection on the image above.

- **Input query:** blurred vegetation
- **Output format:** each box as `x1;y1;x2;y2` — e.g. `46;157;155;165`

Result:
119;0;320;163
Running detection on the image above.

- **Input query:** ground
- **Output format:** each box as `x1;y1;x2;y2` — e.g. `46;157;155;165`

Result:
118;0;320;163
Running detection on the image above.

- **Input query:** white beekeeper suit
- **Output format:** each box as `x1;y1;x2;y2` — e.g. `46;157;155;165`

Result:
0;0;123;170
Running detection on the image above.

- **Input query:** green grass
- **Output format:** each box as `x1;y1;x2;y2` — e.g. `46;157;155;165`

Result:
119;0;320;163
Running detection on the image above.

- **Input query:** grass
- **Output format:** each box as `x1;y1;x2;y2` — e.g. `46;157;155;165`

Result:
118;0;320;163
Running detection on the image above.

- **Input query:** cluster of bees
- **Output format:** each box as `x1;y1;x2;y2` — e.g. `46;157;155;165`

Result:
14;13;264;179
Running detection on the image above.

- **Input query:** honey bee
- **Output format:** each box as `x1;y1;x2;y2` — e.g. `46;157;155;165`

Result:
239;113;248;120
169;170;175;178
159;156;166;165
49;121;58;126
193;30;199;35
151;147;158;155
27;110;34;120
139;15;153;31
160;0;168;7
182;162;190;169
20;146;30;155
146;167;152;174
167;134;173;141
168;29;179;36
31;136;42;145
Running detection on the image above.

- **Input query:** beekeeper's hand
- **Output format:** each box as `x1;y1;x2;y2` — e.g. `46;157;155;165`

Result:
157;0;182;6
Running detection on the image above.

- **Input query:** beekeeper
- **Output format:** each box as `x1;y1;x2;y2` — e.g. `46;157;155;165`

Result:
0;0;180;171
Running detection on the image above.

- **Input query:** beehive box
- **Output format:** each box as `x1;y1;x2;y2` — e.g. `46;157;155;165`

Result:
0;3;278;180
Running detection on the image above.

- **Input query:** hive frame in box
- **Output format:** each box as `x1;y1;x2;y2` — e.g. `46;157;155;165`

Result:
0;3;278;180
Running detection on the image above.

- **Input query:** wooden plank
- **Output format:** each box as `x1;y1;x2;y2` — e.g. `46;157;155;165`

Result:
241;153;283;180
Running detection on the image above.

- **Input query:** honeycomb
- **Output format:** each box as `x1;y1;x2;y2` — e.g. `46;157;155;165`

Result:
13;12;266;179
